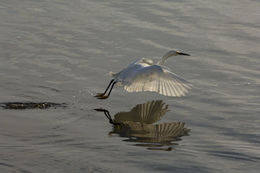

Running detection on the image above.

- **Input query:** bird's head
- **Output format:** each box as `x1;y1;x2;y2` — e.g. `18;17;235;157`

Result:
165;50;190;57
158;50;190;65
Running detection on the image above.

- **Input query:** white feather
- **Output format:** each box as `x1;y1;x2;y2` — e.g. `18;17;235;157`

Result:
97;50;192;98
115;61;191;97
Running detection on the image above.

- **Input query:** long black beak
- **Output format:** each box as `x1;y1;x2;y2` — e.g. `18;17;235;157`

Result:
178;52;190;56
94;108;107;112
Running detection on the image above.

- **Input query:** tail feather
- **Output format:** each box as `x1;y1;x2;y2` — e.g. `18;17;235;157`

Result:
109;71;117;77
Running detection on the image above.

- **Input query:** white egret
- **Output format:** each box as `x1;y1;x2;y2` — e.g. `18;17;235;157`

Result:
95;50;191;99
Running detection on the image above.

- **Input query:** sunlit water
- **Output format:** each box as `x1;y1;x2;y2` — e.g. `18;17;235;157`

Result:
0;0;260;172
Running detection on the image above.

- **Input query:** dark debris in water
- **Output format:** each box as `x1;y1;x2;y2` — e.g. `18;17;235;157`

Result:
0;102;67;110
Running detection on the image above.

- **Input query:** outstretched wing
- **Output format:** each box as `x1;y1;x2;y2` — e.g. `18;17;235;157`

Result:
123;65;192;97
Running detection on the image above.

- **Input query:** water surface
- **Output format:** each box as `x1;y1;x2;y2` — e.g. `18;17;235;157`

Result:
0;0;260;172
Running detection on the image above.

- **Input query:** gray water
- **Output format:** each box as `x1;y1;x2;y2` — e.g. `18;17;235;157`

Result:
0;0;260;172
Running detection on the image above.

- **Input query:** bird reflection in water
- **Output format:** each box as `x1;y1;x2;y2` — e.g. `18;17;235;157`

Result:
95;100;190;151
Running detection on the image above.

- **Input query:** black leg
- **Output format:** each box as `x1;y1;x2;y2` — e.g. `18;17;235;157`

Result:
104;110;113;122
94;108;116;124
103;79;115;95
95;79;114;97
107;81;117;97
97;81;117;99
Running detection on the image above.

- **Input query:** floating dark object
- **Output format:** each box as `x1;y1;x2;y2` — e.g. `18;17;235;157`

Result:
0;102;67;110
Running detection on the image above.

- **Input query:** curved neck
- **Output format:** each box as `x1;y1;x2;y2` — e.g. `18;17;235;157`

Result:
157;51;177;65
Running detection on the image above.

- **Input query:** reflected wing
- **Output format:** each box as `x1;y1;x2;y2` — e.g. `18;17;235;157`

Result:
123;65;192;97
114;100;168;124
132;122;190;142
117;122;190;143
148;122;190;138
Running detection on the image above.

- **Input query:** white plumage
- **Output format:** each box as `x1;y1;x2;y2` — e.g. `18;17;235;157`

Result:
95;50;191;99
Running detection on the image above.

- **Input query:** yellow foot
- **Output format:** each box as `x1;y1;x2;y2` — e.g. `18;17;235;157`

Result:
97;95;109;99
94;93;104;97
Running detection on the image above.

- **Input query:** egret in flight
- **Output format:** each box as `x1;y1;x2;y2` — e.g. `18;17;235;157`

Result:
95;50;191;99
